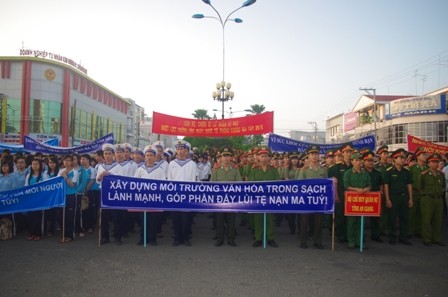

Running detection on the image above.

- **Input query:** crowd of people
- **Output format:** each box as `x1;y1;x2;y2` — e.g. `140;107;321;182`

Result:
0;140;447;250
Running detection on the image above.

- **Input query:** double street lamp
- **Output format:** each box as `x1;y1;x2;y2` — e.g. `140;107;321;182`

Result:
193;0;256;119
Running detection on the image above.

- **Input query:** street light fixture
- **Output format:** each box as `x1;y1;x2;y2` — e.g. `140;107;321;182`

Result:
193;0;256;119
212;107;253;118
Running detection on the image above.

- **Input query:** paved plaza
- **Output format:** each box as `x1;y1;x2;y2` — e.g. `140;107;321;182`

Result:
1;213;447;297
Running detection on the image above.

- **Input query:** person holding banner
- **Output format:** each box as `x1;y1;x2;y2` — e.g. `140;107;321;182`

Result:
248;146;281;248
362;151;384;243
297;145;328;249
58;155;79;243
417;154;446;246
210;147;242;247
168;140;197;247
384;148;413;246
134;145;167;246
96;144;124;245
25;159;48;241
343;152;371;249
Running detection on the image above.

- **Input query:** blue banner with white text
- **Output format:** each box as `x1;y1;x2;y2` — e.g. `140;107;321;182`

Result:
0;137;59;154
0;177;66;215
268;133;376;153
101;175;334;213
23;133;114;154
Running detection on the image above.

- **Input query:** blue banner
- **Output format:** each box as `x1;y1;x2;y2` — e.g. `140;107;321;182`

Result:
0;137;59;154
0;177;66;215
101;175;334;214
23;133;114;154
268;133;376;153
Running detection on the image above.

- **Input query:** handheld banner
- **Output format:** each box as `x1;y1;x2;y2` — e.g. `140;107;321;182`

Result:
151;111;274;137
101;175;334;214
407;134;448;156
24;133;114;154
0;177;66;215
344;191;381;216
0;137;59;154
268;133;375;153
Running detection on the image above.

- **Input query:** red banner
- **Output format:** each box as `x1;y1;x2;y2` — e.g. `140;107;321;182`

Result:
344;192;382;216
407;135;448;155
152;111;274;137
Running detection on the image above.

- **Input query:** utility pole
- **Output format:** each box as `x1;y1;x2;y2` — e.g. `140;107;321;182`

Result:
308;121;318;143
359;88;377;142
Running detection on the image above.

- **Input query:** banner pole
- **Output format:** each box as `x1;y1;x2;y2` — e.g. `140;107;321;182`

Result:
61;207;66;242
263;212;267;249
360;216;364;253
98;208;102;247
331;213;335;252
144;211;147;248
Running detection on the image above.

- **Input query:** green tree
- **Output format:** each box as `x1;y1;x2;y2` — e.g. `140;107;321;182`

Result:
248;104;266;114
192;109;212;120
247;104;266;147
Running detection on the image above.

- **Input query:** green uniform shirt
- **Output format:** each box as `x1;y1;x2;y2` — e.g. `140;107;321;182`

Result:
410;163;428;195
297;165;328;180
343;168;371;189
248;164;281;181
210;166;243;182
417;169;446;198
365;168;383;192
384;166;412;196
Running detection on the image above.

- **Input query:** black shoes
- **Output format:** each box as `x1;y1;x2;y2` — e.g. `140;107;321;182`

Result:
252;240;262;247
423;242;432;247
399;238;412;246
267;240;278;248
100;238;110;245
184;239;192;246
228;240;237;247
172;240;181;247
300;243;308;249
215;240;224;247
433;241;445;246
371;237;384;243
313;243;324;250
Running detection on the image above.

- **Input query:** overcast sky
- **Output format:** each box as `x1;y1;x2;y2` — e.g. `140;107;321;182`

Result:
1;0;447;135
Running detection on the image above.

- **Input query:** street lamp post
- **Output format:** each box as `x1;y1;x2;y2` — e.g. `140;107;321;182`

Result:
193;0;256;119
212;107;252;118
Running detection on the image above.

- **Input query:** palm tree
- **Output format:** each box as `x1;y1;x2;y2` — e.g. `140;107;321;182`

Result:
247;104;266;147
248;104;265;114
192;109;212;120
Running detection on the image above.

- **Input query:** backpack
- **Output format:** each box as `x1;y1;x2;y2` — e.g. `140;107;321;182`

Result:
0;218;13;240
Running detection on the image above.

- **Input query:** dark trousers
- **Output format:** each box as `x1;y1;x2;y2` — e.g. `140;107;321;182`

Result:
300;213;322;245
388;195;409;241
216;212;236;241
140;211;162;242
28;210;43;237
84;190;100;231
64;194;76;239
171;211;192;242
101;209;126;240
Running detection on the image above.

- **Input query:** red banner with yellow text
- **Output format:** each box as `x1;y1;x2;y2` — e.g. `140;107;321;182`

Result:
407;135;448;156
344;192;382;216
151;111;274;137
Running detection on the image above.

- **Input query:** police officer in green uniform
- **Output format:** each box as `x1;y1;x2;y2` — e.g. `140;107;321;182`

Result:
248;146;281;248
297;145;328;249
409;146;428;238
375;145;391;236
210;147;243;247
363;150;384;242
384;148;413;245
417;154;446;246
343;152;371;249
328;144;353;243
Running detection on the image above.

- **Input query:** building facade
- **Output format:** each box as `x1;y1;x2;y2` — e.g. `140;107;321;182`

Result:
325;87;448;151
0;56;134;146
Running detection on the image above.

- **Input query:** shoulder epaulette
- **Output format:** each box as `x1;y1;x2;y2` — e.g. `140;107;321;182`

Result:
386;167;393;171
